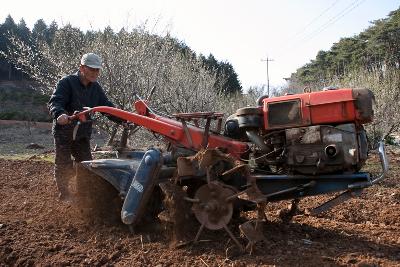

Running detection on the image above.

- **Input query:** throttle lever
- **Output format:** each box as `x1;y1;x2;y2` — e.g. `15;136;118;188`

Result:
72;121;81;141
67;107;92;140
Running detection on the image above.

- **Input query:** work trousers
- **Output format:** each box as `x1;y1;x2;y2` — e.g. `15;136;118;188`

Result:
54;130;92;195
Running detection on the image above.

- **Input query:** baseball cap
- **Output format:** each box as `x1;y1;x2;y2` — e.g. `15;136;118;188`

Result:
80;53;102;69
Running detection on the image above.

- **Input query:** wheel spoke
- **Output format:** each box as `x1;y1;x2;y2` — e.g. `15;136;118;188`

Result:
223;225;244;252
194;222;205;243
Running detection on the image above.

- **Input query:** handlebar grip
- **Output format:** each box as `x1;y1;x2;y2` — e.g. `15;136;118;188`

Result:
68;109;91;122
68;114;78;121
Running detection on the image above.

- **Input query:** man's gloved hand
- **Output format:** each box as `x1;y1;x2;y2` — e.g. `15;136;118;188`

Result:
56;114;70;125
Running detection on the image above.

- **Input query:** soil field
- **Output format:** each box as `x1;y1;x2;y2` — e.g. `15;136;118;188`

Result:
0;124;400;266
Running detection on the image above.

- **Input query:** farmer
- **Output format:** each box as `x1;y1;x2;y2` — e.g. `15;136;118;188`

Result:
48;52;121;201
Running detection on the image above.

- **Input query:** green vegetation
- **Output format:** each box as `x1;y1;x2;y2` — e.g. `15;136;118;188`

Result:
0;86;51;121
290;8;400;87
0;87;47;103
0;111;50;121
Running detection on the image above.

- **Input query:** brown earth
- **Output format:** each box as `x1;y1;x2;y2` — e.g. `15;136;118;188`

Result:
0;125;400;266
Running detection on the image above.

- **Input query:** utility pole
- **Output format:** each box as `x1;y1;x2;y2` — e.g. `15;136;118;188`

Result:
261;57;274;96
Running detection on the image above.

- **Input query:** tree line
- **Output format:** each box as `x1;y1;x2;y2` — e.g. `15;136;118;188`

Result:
0;15;255;145
0;15;242;95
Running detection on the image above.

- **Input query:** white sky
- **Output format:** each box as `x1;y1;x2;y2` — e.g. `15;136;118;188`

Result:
1;0;399;90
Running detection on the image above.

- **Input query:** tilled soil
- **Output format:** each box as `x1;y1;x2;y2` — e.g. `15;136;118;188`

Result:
0;153;399;266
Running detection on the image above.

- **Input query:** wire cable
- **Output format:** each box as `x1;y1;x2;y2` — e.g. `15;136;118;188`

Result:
287;0;341;43
300;0;367;43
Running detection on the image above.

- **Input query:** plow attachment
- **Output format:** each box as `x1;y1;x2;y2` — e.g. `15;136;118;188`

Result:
75;142;388;251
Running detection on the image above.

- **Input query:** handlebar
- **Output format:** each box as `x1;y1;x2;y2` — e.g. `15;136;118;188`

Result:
67;107;93;122
67;108;94;140
348;141;389;189
65;105;249;159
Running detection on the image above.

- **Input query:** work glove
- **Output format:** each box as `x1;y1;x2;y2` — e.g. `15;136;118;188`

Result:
56;114;70;125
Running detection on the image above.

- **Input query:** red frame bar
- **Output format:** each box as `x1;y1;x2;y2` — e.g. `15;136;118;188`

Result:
74;106;249;159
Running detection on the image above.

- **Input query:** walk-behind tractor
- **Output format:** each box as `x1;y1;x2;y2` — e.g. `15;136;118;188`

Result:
72;87;388;252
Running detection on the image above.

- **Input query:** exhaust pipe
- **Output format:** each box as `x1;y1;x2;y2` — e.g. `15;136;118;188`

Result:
325;144;338;158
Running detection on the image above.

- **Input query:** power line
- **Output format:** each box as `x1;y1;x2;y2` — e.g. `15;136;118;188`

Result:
275;0;346;57
279;0;366;53
300;0;366;43
272;0;367;82
276;0;341;53
288;0;341;42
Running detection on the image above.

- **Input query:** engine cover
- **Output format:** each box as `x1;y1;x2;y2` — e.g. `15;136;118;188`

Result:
262;88;374;130
285;123;367;174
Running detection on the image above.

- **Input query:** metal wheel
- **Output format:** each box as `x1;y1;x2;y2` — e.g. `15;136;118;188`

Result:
189;182;244;251
192;183;235;230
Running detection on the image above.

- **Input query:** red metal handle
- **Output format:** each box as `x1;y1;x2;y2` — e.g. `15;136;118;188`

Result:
66;105;249;159
67;109;93;122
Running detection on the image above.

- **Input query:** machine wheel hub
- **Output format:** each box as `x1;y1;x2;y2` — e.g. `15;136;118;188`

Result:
192;183;234;230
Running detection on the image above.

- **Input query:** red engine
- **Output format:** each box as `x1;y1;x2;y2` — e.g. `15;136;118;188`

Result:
224;88;374;175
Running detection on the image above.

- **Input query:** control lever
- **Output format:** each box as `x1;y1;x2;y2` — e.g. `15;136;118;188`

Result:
68;107;92;140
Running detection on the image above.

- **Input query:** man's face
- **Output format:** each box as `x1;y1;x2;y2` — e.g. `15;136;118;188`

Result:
80;65;100;83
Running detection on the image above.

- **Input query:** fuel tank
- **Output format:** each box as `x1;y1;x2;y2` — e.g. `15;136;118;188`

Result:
262;88;374;130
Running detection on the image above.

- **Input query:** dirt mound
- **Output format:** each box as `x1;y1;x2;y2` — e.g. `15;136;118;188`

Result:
0;157;399;266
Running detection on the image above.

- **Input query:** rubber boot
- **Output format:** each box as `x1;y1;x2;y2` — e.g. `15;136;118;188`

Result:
54;165;74;203
58;186;72;203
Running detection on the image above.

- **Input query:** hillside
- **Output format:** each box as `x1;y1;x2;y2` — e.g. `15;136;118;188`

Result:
0;80;50;122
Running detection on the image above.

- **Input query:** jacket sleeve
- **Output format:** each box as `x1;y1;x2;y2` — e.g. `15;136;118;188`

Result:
48;78;71;119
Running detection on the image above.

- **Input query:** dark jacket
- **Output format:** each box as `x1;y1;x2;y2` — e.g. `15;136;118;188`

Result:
48;71;116;138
